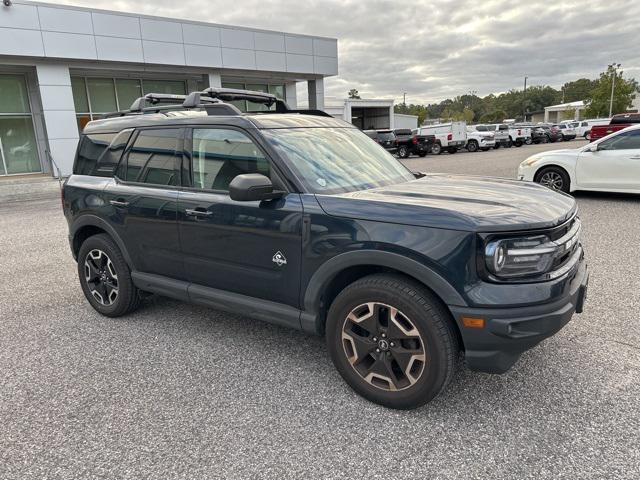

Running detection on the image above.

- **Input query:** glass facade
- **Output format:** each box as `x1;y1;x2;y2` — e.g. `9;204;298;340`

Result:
71;77;187;131
221;82;286;112
0;74;40;175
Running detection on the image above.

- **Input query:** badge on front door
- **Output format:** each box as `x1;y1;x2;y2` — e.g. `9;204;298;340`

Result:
272;251;287;267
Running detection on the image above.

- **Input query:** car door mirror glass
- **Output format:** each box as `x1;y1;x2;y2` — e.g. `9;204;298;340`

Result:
229;173;284;202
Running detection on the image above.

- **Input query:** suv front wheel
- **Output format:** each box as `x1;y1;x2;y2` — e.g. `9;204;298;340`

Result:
326;274;459;409
77;233;142;317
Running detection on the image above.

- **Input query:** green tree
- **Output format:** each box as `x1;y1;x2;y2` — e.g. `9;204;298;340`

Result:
585;66;639;117
561;78;598;102
562;108;577;120
348;89;361;99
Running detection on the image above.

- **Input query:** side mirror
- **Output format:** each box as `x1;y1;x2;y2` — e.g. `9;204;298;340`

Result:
584;143;598;153
229;173;285;202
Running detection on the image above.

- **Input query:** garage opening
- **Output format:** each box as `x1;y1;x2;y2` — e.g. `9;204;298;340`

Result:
351;107;391;130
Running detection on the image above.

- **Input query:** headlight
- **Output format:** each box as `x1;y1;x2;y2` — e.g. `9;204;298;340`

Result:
521;156;540;167
483;218;581;279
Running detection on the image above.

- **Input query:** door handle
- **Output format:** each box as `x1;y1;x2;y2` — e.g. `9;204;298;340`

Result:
109;199;129;208
185;208;213;217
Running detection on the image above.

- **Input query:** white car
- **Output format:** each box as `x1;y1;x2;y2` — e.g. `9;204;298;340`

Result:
518;124;640;193
465;127;495;152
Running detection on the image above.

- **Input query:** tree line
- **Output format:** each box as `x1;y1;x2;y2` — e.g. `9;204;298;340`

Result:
391;66;638;125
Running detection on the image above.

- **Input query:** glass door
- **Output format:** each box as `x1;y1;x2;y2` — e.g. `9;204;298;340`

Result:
0;74;41;176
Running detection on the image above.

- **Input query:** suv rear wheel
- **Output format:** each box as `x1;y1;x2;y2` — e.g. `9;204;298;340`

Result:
77;234;142;317
326;274;458;409
430;142;442;155
397;145;410;158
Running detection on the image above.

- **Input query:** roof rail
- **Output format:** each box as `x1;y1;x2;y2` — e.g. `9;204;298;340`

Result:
99;88;333;120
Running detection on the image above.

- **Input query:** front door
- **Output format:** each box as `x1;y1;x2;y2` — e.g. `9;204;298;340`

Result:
103;127;184;279
178;126;303;307
576;128;640;191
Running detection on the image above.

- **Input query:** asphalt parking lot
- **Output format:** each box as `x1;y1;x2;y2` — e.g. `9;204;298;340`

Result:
1;140;639;479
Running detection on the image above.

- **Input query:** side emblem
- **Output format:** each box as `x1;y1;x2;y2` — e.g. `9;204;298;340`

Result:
272;251;287;267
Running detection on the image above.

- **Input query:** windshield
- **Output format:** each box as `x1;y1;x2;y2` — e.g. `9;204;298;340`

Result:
262;127;415;194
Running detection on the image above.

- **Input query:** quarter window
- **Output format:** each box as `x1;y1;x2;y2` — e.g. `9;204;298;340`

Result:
598;129;640;151
123;129;182;185
190;128;269;191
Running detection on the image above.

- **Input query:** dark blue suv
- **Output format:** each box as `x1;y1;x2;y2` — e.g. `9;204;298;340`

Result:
63;88;589;409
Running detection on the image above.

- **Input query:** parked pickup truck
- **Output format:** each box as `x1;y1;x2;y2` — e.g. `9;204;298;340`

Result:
589;113;640;142
474;124;510;148
417;121;467;154
508;125;529;147
465;127;495;152
394;128;434;158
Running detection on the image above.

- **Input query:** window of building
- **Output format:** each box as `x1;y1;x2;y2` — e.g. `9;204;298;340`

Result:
71;77;188;132
0;74;40;175
190;128;269;191
221;81;286;112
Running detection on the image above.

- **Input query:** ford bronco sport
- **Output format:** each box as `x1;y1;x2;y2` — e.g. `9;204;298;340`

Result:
63;88;589;409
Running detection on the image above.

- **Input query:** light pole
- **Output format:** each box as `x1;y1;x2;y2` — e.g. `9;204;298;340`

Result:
403;92;406;105
523;76;528;121
609;63;621;117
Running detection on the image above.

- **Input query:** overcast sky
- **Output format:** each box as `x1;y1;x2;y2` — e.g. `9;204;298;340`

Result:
56;0;640;105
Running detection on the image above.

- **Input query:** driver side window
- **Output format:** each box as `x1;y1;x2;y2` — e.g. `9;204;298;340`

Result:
190;128;270;191
598;130;640;151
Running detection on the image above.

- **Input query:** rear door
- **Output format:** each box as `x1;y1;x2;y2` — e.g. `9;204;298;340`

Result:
177;126;303;307
576;129;640;191
103;127;184;279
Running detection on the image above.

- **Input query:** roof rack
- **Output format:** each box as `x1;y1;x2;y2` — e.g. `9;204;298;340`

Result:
101;88;333;119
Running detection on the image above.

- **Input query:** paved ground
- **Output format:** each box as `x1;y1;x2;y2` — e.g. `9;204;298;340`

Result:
1;140;639;479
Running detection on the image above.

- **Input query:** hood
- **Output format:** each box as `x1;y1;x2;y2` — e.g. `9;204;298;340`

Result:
315;174;576;232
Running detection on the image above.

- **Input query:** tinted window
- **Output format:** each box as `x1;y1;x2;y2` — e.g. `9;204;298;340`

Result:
123;129;182;185
611;114;640;125
74;133;115;175
475;125;487;131
598;129;640;150
582;122;588;126
191;128;269;191
377;132;395;141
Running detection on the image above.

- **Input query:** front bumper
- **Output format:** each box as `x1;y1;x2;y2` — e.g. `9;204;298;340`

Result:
449;254;589;373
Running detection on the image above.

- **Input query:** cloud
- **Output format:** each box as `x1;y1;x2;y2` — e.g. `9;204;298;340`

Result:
55;0;640;104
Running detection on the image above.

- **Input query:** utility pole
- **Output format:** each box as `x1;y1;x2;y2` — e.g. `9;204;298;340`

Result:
609;63;621;117
403;92;406;105
523;76;528;121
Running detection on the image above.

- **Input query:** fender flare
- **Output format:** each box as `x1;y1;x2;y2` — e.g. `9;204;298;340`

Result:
302;250;467;332
70;214;134;267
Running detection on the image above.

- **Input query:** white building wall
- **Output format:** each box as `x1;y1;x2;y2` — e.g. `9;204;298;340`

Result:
35;64;79;176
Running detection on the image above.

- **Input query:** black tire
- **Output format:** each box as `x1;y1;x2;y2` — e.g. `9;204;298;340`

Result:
584;132;590;140
397;145;410;159
534;166;570;194
493;144;500;149
506;139;513;148
514;140;523;147
525;137;533;145
447;146;457;154
77;233;142;317
326;274;459;410
430;142;442;155
418;151;427;157
466;140;478;152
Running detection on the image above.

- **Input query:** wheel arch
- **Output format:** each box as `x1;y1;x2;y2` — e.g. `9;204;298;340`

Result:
533;163;576;192
301;251;466;337
71;215;134;267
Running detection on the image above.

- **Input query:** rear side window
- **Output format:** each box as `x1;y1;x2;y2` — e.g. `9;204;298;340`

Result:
74;133;116;175
120;128;182;186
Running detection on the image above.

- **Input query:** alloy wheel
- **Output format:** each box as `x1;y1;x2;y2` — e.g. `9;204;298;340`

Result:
539;171;564;191
84;249;119;306
341;302;426;392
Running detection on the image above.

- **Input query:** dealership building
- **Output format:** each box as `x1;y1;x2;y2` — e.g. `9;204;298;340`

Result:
0;0;338;177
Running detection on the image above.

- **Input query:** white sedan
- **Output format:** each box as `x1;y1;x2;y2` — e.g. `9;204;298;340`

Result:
518;124;640;194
